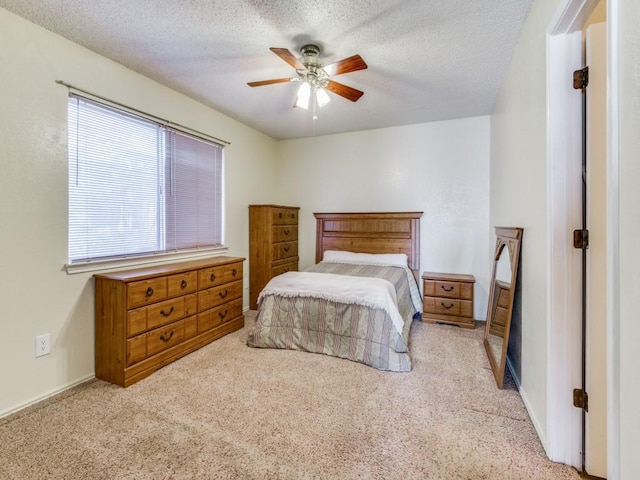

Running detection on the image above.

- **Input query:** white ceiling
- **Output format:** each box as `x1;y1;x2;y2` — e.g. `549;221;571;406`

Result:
1;0;533;140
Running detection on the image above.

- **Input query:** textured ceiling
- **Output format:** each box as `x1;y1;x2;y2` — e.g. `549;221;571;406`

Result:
1;0;533;140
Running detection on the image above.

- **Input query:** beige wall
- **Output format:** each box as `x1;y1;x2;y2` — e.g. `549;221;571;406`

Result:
490;0;559;440
0;8;278;416
492;0;640;476
275;117;492;321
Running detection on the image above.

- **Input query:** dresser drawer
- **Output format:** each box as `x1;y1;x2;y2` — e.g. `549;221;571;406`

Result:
127;308;148;337
127;277;168;308
146;320;185;357
423;297;473;317
184;315;198;340
147;296;188;330
127;293;197;337
198;298;243;333
199;262;243;289
126;319;185;366
167;270;198;297
271;208;298;225
126;334;147;366
272;241;298;261
272;225;298;243
198;280;243;312
271;260;298;277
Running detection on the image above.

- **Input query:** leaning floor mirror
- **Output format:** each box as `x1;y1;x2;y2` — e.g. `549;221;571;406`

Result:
483;227;523;389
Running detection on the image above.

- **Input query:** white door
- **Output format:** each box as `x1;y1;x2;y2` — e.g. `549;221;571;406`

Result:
585;21;607;479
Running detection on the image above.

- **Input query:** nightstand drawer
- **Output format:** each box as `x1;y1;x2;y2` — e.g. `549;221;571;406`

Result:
423;297;473;317
423;280;472;300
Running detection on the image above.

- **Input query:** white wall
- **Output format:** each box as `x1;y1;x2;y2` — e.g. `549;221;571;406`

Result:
617;0;640;477
275;117;491;320
0;8;278;416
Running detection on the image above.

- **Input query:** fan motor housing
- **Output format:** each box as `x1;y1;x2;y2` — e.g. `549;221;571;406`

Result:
299;44;323;69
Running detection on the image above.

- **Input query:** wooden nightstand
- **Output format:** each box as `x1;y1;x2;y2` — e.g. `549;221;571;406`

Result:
421;272;475;329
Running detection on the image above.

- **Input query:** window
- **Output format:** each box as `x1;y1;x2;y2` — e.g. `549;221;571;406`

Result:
67;95;224;265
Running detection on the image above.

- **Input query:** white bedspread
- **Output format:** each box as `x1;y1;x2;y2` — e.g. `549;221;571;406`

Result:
258;271;405;334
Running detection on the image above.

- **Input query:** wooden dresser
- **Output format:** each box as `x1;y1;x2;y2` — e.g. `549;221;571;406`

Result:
421;272;475;329
94;256;245;387
249;205;299;309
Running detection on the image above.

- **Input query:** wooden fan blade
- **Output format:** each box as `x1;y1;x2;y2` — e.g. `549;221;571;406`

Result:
270;47;305;70
247;78;293;87
322;54;368;76
325;80;364;102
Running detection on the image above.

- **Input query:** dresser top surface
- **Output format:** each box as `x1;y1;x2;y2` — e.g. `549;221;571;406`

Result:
94;256;244;282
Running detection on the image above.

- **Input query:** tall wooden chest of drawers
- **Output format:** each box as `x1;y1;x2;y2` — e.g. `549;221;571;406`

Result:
249;205;300;309
94;256;245;387
422;272;476;329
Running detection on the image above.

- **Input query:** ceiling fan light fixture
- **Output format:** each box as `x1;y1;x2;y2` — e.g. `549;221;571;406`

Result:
294;81;311;109
249;44;366;117
316;87;331;107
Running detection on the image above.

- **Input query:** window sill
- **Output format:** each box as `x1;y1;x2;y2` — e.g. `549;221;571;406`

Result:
65;246;230;275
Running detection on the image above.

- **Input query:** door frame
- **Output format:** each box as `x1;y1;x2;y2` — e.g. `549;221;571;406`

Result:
546;0;619;477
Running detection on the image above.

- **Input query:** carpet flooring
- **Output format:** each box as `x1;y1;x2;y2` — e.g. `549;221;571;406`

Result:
0;313;581;479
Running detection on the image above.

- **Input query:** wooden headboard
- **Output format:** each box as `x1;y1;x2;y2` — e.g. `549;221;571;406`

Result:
314;212;423;278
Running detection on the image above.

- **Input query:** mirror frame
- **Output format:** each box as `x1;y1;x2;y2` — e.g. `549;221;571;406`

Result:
483;226;523;389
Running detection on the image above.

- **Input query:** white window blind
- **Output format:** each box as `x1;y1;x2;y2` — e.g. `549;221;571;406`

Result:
68;94;224;264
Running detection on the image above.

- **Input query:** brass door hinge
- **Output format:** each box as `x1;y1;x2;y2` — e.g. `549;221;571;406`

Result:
573;229;589;249
573;388;589;412
573;67;589;90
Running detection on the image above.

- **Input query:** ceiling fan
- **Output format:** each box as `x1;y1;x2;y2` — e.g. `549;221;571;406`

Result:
247;44;368;112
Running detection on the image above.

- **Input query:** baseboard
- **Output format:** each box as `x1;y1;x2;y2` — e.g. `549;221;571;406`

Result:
509;357;548;454
0;374;95;420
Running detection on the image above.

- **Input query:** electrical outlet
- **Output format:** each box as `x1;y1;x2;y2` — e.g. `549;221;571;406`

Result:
35;334;51;357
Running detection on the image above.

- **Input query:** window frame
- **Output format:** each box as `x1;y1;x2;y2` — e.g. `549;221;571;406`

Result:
64;91;228;274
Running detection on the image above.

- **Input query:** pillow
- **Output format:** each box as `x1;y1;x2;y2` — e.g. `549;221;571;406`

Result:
322;250;409;268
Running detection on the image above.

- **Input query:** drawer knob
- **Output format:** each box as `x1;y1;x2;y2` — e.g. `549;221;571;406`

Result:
284;229;290;236
219;310;228;320
441;285;455;292
232;269;237;276
441;302;455;310
146;287;154;297
160;331;174;342
219;290;228;299
284;246;290;252
279;213;283;218
290;213;295;219
210;273;216;282
181;280;187;289
160;306;174;317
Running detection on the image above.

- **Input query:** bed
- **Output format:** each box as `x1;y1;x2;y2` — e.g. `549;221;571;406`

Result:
246;212;423;371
